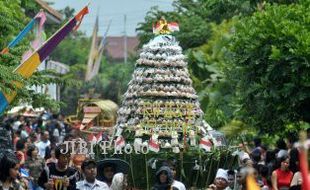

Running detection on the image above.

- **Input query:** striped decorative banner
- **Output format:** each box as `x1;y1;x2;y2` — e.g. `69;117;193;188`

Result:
0;6;89;114
85;16;99;81
85;18;111;81
0;11;46;54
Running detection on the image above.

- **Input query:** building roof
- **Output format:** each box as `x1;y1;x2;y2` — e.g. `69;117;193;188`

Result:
104;36;139;60
46;60;69;74
35;0;63;23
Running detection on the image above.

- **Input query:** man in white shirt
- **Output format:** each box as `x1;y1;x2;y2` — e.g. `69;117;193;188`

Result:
76;159;110;190
35;131;51;158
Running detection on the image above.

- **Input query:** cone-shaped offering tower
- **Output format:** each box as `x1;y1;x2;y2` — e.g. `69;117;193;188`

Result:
114;19;211;153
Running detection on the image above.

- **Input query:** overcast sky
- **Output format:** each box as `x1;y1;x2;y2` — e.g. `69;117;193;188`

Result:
49;0;174;36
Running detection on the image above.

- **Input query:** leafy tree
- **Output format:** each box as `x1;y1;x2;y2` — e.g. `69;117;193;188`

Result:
229;2;310;134
58;59;134;115
50;35;90;66
186;20;238;128
59;6;75;20
50;33;135;115
136;0;262;50
137;0;298;49
0;1;27;92
136;0;304;134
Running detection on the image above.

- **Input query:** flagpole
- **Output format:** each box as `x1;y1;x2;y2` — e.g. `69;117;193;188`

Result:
124;14;127;64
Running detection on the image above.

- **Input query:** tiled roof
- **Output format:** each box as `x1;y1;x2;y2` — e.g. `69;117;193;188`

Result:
35;0;63;21
104;36;139;60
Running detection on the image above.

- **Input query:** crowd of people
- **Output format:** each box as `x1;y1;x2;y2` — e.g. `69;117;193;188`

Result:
205;136;307;190
0;112;132;190
0;112;308;190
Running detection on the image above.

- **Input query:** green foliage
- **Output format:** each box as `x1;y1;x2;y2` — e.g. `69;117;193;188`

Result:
187;20;237;128
60;58;134;115
136;0;276;50
95;149;237;189
50;34;135;115
229;2;310;133
136;0;308;137
173;0;253;23
0;1;35;105
49;34;90;114
59;6;75;20
50;35;90;66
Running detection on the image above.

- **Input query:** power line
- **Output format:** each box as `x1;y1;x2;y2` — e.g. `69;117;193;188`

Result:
87;10;150;17
142;0;174;4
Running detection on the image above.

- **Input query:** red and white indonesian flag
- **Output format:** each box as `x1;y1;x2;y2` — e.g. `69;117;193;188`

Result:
115;136;125;149
168;22;179;32
199;137;213;152
153;22;162;34
149;137;160;153
95;132;103;142
88;134;97;144
152;19;179;34
87;132;103;143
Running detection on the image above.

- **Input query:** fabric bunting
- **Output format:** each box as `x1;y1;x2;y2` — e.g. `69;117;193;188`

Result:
22;11;47;62
0;6;89;115
85;16;99;81
1;11;46;54
85;17;111;81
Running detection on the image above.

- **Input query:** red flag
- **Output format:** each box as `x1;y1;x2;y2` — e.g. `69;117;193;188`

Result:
88;133;97;143
149;137;160;152
199;137;212;152
96;132;103;142
299;149;310;190
115;136;125;149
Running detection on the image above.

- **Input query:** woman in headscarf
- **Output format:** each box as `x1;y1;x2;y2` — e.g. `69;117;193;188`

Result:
110;173;128;190
152;166;178;190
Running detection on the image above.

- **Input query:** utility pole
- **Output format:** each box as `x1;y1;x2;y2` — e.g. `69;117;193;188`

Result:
124;14;127;64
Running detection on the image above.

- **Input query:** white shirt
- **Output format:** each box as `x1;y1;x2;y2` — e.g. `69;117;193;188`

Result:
76;179;110;190
13;121;21;131
53;128;60;143
172;180;186;190
53;128;60;137
35;140;51;158
21;130;29;139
